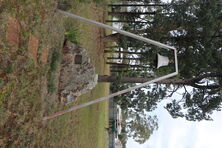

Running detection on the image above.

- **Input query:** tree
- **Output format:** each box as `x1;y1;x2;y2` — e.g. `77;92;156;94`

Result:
105;0;222;121
125;109;158;144
99;73;222;89
143;0;222;121
102;72;222;120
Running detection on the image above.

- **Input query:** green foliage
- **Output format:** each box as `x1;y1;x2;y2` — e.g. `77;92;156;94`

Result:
110;70;166;113
126;110;158;144
166;88;222;121
65;28;79;45
117;108;158;146
110;0;222;121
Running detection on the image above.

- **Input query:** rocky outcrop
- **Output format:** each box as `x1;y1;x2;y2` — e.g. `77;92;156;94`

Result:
59;41;98;104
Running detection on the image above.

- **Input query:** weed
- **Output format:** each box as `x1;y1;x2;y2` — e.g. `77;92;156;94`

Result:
65;28;79;45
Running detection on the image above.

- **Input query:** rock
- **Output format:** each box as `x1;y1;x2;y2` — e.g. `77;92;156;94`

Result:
59;41;98;104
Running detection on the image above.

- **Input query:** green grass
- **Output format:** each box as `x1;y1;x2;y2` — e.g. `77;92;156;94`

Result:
75;4;111;147
65;28;80;45
0;0;110;147
39;2;111;147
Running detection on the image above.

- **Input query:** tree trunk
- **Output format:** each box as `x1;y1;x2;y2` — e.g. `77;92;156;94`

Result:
106;62;147;68
104;49;143;55
102;33;120;42
108;11;157;16
98;75;186;84
111;68;144;73
106;20;148;24
107;57;141;60
108;3;170;7
98;75;154;83
98;73;222;89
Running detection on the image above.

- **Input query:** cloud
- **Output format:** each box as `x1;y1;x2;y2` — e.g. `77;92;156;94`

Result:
145;104;222;148
127;88;222;148
146;103;199;148
193;112;222;148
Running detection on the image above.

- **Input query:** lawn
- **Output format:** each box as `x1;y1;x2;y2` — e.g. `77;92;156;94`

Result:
0;0;110;147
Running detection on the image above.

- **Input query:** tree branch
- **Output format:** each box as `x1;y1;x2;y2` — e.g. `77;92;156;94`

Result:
183;85;189;94
167;85;180;97
190;83;221;90
98;73;222;90
190;73;222;83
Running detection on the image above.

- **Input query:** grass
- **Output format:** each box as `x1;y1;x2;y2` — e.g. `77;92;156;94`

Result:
65;28;80;45
0;53;45;147
0;0;64;146
0;0;110;147
47;49;61;94
37;2;111;147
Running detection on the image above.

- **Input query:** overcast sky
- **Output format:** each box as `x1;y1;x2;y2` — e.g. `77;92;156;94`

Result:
126;91;222;148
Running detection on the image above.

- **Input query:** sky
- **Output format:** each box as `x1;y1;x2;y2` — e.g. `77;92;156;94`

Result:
126;91;222;148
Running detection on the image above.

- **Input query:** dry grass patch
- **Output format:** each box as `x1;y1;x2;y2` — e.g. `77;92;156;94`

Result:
40;48;49;64
6;17;21;47
28;35;39;60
